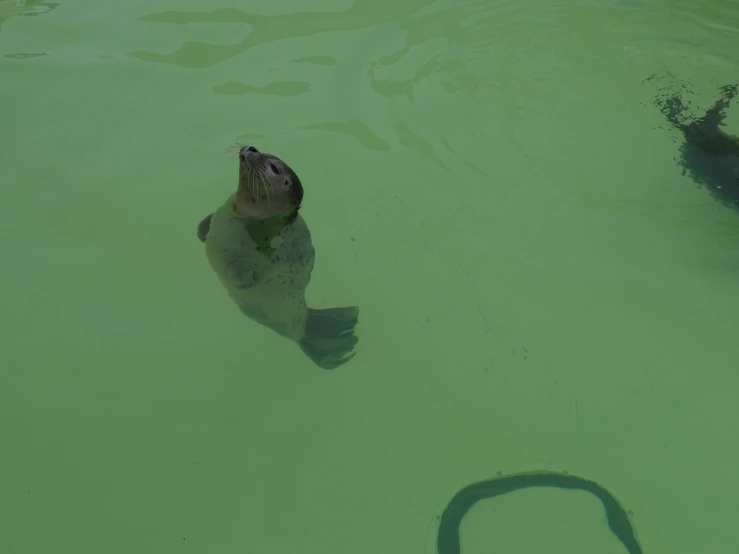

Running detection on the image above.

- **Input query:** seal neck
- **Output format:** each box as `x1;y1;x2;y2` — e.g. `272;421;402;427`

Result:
232;191;298;226
229;193;298;256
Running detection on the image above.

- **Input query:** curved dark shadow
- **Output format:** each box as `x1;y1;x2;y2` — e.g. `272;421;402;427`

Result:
438;471;643;554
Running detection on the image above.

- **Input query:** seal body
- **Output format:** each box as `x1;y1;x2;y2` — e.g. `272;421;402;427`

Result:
204;193;314;341
198;144;358;369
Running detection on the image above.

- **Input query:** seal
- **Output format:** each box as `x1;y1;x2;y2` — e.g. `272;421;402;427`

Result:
652;81;739;210
197;144;359;370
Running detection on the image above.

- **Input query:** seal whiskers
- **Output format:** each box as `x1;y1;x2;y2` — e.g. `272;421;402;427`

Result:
264;171;273;207
257;168;272;207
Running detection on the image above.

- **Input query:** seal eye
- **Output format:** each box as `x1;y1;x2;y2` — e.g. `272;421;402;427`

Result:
269;164;280;174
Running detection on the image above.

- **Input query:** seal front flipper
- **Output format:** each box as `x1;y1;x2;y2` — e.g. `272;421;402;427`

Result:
197;213;213;243
299;306;359;370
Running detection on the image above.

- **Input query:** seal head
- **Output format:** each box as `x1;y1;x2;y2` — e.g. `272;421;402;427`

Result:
234;145;303;221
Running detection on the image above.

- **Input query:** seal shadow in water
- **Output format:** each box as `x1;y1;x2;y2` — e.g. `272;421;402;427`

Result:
436;471;643;554
649;78;739;211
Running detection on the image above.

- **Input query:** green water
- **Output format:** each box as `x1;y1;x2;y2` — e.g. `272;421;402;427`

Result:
2;0;739;553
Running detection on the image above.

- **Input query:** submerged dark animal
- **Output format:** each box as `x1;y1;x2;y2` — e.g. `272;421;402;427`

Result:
653;82;739;210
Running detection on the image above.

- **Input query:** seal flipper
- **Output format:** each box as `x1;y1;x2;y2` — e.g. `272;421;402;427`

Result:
299;306;359;370
197;213;213;243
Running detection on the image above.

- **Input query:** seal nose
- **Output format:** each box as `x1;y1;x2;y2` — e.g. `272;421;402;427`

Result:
239;145;260;160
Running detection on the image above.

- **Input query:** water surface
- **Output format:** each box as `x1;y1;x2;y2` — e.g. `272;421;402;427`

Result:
2;1;738;553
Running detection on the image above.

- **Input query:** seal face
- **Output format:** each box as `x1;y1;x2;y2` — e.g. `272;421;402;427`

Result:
197;144;359;370
233;145;304;221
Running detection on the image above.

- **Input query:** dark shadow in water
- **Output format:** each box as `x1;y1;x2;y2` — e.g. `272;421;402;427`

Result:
648;76;739;212
438;471;643;554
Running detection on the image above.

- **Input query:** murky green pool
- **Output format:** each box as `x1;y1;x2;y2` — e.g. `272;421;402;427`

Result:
2;1;738;553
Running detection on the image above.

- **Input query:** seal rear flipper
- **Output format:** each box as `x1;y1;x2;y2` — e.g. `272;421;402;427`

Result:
306;306;359;337
197;213;213;243
299;336;357;370
299;307;359;369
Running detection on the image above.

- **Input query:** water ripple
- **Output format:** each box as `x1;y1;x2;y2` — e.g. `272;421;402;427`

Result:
128;0;436;68
212;80;311;97
124;1;739;178
0;0;57;31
